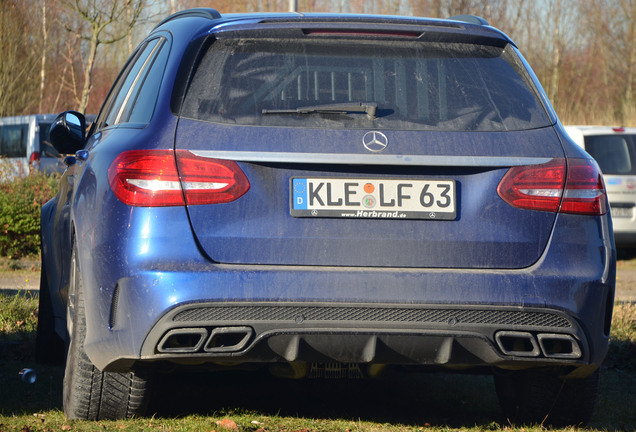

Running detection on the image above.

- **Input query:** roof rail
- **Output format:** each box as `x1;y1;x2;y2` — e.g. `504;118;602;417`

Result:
155;8;221;29
448;15;489;26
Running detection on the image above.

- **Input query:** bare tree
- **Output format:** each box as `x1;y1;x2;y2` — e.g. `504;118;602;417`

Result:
39;0;49;113
59;0;145;113
617;0;636;123
547;0;564;106
170;0;254;13
0;1;39;116
2;0;636;126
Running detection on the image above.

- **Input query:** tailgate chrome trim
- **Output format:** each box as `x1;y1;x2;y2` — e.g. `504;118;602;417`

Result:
190;150;552;167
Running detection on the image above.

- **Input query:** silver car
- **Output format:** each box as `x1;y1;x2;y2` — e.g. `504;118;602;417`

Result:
566;125;636;247
0;114;64;180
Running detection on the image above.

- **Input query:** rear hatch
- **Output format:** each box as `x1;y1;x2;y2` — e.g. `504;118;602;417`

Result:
174;22;564;269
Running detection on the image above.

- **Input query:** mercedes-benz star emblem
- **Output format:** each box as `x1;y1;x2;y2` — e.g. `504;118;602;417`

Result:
362;131;388;152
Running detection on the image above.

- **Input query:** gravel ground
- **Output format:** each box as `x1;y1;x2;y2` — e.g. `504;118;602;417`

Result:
0;271;38;293
615;266;636;301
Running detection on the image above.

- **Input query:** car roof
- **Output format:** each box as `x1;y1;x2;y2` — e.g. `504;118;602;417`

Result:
563;125;636;149
153;8;514;47
0;114;58;124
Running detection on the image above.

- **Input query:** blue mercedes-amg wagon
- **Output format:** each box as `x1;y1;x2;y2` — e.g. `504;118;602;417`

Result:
36;9;615;425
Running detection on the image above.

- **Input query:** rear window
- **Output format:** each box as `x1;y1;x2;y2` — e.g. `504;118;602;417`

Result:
181;38;551;131
585;134;636;175
0;124;28;158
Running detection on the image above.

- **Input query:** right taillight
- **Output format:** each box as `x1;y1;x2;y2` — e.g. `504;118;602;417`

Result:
497;158;608;215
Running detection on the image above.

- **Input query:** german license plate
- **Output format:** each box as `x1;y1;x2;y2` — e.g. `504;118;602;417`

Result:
291;178;456;220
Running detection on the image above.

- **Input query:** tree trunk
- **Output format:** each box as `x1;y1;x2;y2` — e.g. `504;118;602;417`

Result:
79;31;99;114
39;0;47;113
623;4;636;124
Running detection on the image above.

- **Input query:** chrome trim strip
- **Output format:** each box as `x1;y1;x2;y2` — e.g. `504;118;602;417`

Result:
189;151;552;167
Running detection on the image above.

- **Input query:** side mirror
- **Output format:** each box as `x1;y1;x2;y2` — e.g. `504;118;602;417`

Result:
49;111;87;155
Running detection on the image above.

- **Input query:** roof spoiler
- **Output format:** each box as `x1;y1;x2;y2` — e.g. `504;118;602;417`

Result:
155;7;221;29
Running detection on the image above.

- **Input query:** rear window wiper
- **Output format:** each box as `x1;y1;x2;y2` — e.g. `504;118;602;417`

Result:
262;102;377;118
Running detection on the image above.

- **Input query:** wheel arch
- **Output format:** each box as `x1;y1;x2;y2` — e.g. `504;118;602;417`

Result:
40;198;70;341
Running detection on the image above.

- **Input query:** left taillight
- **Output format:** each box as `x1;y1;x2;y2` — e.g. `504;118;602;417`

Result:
497;158;608;216
108;150;250;207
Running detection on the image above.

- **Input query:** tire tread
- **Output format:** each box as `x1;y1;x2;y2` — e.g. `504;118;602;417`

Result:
63;246;151;420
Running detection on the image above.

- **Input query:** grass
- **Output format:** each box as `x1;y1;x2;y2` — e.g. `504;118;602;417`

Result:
0;289;634;431
0;290;38;342
611;301;636;343
0;257;39;272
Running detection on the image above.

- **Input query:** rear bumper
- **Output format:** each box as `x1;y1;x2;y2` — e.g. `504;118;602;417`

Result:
75;208;615;373
609;216;636;247
139;301;588;367
83;260;614;372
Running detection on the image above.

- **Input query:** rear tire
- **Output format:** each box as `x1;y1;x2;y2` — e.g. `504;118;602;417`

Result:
63;245;152;420
35;260;66;364
494;367;600;427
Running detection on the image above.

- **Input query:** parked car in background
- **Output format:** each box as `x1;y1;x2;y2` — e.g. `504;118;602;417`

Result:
565;125;636;248
37;9;615;426
0;114;63;179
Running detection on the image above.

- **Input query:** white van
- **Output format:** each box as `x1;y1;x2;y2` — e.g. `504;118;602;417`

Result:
565;125;636;247
0;114;64;180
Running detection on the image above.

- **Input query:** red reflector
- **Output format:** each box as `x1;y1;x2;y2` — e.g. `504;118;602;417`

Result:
29;151;40;164
497;158;608;215
108;150;250;207
613;127;625;132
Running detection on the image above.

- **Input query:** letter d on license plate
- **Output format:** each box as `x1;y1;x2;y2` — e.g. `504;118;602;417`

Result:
290;177;456;220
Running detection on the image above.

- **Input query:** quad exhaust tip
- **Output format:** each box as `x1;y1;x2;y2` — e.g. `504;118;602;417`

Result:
204;326;253;353
495;331;581;359
537;333;582;359
156;327;581;360
157;328;208;353
157;326;253;354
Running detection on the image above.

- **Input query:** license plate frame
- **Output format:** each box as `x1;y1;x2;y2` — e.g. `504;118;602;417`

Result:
290;177;457;220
